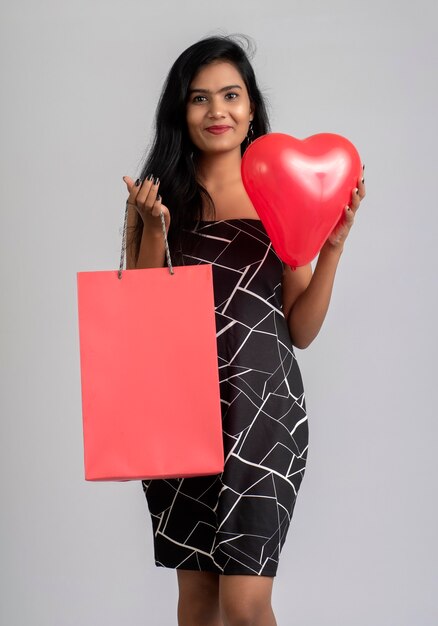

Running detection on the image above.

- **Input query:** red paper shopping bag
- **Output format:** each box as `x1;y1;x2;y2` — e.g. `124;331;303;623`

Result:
76;262;224;481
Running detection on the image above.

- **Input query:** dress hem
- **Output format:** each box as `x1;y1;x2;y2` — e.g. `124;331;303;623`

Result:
155;562;277;578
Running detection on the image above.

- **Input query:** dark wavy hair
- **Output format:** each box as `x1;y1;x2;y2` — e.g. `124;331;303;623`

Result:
129;34;271;265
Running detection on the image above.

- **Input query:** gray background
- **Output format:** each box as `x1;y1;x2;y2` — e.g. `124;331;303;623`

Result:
1;0;437;624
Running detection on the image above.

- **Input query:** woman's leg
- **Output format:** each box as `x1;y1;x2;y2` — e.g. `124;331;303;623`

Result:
219;575;277;626
176;570;223;626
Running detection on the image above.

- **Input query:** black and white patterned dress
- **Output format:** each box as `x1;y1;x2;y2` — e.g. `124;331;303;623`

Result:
142;218;309;577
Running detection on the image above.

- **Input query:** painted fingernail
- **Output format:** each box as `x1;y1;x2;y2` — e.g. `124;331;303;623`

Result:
362;164;365;171
355;188;359;195
147;173;154;181
154;176;160;185
157;194;162;202
346;205;350;211
134;178;141;186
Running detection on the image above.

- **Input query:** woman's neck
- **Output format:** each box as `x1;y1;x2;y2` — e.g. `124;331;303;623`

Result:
195;148;242;192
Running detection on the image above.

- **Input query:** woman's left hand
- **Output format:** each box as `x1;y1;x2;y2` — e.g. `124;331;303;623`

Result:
323;167;366;251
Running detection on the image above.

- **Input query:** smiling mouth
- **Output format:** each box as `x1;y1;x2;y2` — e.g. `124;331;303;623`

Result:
205;126;232;134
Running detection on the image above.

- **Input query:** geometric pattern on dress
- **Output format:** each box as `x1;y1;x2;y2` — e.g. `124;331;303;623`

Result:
142;219;309;576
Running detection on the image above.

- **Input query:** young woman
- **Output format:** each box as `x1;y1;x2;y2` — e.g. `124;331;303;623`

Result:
123;35;365;626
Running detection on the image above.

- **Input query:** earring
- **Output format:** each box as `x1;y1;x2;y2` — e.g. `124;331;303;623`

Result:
246;120;254;146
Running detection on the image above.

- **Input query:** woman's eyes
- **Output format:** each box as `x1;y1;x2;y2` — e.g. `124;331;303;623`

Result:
191;92;239;103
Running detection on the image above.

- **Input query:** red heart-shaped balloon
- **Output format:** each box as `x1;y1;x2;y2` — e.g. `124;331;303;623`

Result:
241;133;362;267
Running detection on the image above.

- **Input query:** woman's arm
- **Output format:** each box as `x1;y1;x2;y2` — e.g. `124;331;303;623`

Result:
282;174;366;349
125;206;166;270
282;244;342;349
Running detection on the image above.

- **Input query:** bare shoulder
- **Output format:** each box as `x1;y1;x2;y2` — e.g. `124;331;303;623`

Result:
281;262;313;320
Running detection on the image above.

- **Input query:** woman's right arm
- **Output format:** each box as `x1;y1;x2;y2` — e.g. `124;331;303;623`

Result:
125;205;166;269
123;175;171;270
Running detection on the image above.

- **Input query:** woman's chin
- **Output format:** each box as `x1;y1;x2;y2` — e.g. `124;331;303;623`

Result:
196;141;245;156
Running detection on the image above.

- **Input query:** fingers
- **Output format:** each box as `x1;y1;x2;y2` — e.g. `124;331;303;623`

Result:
151;193;162;217
349;165;366;215
344;204;355;226
122;175;137;197
327;165;365;248
136;174;160;210
123;173;162;221
349;187;361;212
123;175;133;187
123;175;143;208
356;164;366;200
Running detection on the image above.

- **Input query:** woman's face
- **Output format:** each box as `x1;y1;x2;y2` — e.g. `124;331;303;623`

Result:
186;60;254;155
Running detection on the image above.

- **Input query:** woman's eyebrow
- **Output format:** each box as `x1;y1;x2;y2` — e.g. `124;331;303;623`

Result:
188;84;243;95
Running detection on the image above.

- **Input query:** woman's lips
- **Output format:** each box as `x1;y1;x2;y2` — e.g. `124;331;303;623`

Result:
205;126;232;134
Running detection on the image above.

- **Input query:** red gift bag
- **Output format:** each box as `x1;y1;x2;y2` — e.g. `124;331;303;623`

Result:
76;209;224;481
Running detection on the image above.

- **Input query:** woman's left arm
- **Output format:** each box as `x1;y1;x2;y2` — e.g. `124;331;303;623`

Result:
282;173;366;349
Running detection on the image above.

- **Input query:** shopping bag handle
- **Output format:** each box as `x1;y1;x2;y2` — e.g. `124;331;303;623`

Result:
118;201;174;279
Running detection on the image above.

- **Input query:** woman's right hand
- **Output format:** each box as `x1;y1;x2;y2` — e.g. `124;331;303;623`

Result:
122;175;171;234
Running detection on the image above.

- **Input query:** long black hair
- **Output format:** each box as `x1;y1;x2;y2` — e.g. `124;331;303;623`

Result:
129;34;271;264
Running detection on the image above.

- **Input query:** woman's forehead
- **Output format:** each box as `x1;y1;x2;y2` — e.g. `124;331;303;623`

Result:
190;60;245;90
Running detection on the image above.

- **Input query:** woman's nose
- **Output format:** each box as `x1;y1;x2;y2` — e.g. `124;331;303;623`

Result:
208;98;226;118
